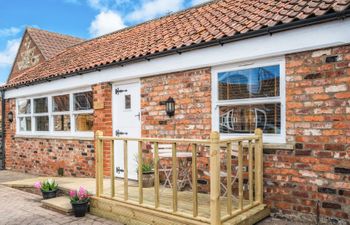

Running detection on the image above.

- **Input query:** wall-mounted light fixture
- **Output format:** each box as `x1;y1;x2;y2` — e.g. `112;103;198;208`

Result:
7;111;13;123
160;97;175;118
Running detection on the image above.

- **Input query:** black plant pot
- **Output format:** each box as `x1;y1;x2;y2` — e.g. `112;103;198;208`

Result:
71;201;89;217
41;189;58;199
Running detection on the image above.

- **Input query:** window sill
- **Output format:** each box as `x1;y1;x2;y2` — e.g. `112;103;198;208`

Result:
262;143;294;150
238;142;294;150
14;134;94;141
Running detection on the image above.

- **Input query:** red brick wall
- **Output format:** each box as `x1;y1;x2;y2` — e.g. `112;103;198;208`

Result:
141;68;211;139
92;82;113;176
4;98;95;176
264;45;350;224
4;82;113;177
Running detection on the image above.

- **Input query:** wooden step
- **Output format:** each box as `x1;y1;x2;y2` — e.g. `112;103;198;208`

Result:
41;196;72;215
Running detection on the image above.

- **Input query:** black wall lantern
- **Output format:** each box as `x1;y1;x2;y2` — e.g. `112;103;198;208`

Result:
8;111;13;123
160;97;175;117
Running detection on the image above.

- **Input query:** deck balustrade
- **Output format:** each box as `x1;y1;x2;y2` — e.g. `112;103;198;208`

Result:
94;129;264;225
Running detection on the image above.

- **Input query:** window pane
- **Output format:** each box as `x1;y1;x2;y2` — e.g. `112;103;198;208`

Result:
125;94;131;109
53;95;69;112
219;103;281;134
218;65;280;100
35;116;49;131
74;91;92;111
18;99;31;114
34;98;48;113
75;114;93;131
19;117;31;131
53;115;71;131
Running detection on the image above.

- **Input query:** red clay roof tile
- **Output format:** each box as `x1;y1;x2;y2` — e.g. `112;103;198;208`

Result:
4;0;350;89
27;27;84;60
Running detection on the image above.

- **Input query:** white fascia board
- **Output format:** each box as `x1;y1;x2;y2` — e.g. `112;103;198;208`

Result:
5;18;350;99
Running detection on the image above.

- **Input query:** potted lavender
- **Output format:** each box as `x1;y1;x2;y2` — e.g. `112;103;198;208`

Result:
69;187;90;217
34;179;59;199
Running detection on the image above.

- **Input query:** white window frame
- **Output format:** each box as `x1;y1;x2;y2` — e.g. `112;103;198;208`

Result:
211;57;286;143
16;87;94;138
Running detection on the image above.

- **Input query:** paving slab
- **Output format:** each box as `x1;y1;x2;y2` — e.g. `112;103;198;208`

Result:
41;196;72;214
0;185;122;225
0;170;36;183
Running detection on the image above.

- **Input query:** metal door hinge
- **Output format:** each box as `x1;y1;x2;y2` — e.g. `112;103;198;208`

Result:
115;88;127;95
116;167;124;174
115;129;128;136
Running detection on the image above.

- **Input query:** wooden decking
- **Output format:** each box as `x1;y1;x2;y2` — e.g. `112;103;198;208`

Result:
93;130;268;225
100;179;247;219
91;179;269;225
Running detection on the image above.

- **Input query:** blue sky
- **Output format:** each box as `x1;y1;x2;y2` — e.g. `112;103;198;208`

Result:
0;0;209;84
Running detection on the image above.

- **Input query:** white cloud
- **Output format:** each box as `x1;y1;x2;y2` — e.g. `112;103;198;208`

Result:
89;10;126;37
0;27;21;37
0;38;20;67
192;0;211;6
128;0;184;22
88;0;109;11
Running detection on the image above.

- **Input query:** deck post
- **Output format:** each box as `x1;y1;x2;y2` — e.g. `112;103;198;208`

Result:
210;131;221;225
254;128;263;204
95;130;103;197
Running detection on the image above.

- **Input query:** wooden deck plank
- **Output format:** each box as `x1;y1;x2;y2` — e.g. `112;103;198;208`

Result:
102;179;250;219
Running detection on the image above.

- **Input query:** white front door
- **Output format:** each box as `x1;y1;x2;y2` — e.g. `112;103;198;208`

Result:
112;81;141;180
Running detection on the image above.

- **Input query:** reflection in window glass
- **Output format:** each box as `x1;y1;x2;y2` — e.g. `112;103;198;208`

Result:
53;95;69;112
74;91;93;111
75;114;93;131
54;115;70;131
35;116;49;131
19;117;31;131
34;98;48;113
18;99;31;114
125;95;131;109
219;103;281;134
218;65;280;100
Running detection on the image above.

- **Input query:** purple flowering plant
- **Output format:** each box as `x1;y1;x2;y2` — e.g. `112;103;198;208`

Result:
69;187;90;204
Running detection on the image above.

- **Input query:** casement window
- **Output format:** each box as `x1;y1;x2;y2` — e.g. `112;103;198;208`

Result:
212;58;286;143
16;88;94;138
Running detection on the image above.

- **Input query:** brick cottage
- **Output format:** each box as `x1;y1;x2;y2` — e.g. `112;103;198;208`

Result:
1;0;350;224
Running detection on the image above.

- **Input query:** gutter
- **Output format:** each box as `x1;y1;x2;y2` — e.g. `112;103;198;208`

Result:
2;8;350;91
0;90;5;170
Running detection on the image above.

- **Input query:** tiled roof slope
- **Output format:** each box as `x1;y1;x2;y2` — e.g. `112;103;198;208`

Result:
4;0;350;89
27;27;84;60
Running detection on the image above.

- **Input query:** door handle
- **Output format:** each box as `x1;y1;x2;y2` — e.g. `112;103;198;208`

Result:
135;112;140;120
115;129;128;136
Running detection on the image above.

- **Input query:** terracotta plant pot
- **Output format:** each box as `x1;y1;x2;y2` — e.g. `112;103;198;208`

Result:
41;189;58;199
71;201;89;217
142;171;155;188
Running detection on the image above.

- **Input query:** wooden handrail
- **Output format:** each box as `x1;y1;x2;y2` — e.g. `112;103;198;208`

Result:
97;136;211;144
94;129;264;225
